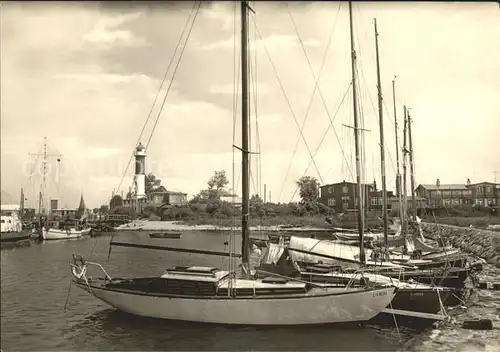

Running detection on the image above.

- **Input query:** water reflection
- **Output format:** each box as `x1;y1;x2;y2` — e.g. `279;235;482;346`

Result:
68;308;404;351
1;230;498;351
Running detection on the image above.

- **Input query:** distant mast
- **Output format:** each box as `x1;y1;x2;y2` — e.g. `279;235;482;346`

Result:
20;188;25;222
407;110;417;221
30;137;62;215
392;77;404;227
402;106;409;234
373;18;389;246
348;1;365;264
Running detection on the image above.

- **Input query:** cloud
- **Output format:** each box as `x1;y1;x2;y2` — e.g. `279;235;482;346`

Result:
1;1;498;208
197;34;321;52
87;147;124;159
82;12;147;48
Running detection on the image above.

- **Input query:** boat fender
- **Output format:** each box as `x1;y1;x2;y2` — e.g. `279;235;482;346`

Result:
72;255;87;279
461;319;493;330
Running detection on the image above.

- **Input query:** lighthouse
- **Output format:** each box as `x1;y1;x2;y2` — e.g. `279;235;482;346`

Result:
134;142;147;199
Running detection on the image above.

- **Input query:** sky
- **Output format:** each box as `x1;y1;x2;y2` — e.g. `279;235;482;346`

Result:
1;1;499;209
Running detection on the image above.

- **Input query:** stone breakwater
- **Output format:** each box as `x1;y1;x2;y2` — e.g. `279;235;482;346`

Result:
421;222;500;268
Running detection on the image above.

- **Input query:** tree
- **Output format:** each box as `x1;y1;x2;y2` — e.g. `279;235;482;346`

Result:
145;173;163;195
99;205;109;214
250;194;264;217
109;195;123;210
207;170;229;195
296;176;320;203
250;194;263;206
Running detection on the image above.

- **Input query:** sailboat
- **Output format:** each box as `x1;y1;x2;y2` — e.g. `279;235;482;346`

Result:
42;222;84;240
42;195;89;240
68;1;396;325
261;15;458;319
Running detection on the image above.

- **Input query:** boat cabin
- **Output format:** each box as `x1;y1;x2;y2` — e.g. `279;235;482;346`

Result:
101;266;312;298
44;219;85;230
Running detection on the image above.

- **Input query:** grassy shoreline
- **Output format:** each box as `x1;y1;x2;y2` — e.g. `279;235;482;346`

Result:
176;214;500;230
178;215;384;229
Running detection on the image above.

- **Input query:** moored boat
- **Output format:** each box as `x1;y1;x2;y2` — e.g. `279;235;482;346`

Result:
42;220;83;240
71;259;397;325
1;193;32;244
149;232;182;239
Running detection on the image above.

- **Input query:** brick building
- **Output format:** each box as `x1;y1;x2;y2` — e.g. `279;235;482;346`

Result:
415;178;499;208
320;180;393;212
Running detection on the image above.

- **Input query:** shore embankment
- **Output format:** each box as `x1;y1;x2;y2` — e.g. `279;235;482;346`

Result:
420;222;500;268
116;220;332;233
116;219;500;267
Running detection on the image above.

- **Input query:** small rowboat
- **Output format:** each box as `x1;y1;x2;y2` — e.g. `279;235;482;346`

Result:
149;232;182;239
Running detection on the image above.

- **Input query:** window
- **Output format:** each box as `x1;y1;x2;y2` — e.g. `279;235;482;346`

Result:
342;186;348;194
327;198;336;206
477;186;483;194
486;186;492;194
379;197;382;204
328;186;334;194
463;190;472;196
371;197;377;206
430;190;440;199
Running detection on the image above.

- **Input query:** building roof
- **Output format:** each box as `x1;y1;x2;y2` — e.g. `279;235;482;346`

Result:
468;182;500;187
418;184;468;191
78;195;86;211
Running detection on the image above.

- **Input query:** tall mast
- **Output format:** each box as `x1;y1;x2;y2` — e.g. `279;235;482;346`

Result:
402;106;408;234
373;19;388;246
38;136;47;215
392;77;404;226
32;137;62;216
408;109;417;220
240;0;251;269
348;2;365;264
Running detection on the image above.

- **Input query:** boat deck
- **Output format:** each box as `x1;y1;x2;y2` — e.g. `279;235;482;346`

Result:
92;266;369;298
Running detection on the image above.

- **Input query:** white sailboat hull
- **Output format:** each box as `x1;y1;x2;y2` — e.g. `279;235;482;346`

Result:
76;282;396;325
81;228;92;236
288;236;410;269
42;228;83;240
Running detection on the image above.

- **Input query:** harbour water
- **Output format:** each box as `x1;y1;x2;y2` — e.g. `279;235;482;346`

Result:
1;231;499;351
